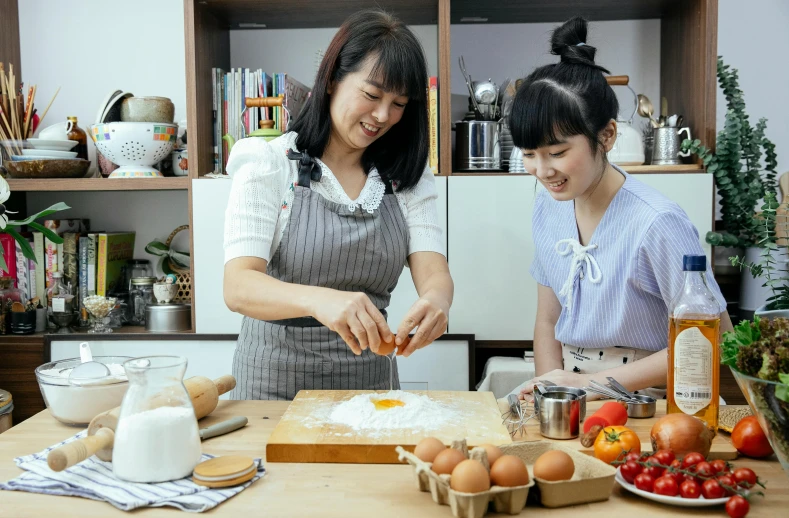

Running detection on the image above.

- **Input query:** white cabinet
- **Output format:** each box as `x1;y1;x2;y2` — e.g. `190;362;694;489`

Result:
448;176;538;340
386;177;448;333
446;174;714;341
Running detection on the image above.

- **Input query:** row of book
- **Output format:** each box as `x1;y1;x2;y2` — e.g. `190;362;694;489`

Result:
211;68;310;175
0;219;135;313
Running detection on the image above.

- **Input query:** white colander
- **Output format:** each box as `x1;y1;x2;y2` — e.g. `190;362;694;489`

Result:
89;122;177;178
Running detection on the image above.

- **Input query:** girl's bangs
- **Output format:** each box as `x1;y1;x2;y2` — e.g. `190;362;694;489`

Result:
367;42;426;102
510;81;590;150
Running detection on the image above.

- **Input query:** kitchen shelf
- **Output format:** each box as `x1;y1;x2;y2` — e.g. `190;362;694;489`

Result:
451;164;704;176
5;177;190;192
451;0;679;24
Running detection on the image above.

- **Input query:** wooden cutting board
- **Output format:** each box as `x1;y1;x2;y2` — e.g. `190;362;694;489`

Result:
501;400;738;460
266;390;513;464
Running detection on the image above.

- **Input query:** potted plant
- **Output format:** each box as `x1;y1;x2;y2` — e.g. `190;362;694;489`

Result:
0;176;69;276
682;56;779;311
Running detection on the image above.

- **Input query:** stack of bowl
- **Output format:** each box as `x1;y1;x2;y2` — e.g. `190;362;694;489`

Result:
89;92;177;178
2;122;90;179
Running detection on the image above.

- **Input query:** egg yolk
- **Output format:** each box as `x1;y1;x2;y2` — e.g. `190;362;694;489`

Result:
372;398;405;410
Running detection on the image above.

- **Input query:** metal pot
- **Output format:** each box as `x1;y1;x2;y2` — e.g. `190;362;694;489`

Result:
454;120;501;171
144;303;191;332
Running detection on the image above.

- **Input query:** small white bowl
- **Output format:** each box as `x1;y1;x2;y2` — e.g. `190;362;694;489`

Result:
22;149;78;159
25;138;79;151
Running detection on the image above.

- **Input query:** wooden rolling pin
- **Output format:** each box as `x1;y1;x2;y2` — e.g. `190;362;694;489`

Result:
47;375;235;472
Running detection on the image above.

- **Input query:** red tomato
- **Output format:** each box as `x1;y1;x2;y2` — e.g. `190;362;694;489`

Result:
726;495;750;518
710;459;730;475
717;474;737;495
695;461;714;479
620;461;643;484
654;475;680;496
624;451;642;463
634;473;655;492
642;457;665;479
680;479;701;499
732;468;758;488
701;479;726;499
731;416;774;458
653;449;676;466
681;452;706;470
669;459;682;470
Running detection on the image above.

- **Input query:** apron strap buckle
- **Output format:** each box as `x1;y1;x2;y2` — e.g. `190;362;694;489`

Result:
286;149;322;186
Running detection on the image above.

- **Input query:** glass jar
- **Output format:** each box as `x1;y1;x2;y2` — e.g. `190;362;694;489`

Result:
112;356;201;483
130;276;156;325
47;271;75;316
0;277;25;335
124;259;152;291
66;116;88;160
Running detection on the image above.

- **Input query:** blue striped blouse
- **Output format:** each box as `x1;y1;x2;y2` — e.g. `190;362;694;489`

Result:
530;168;727;351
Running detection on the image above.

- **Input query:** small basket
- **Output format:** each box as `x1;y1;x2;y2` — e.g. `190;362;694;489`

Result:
165;225;191;303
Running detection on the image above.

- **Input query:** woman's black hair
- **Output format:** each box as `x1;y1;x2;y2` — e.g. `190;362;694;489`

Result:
509;16;619;155
289;9;428;191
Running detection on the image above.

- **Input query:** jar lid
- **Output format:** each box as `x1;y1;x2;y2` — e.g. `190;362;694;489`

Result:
131;276;157;285
192;456;256;488
146;303;191;314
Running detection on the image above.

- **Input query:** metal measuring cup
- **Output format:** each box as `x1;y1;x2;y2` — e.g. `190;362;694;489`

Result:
535;391;581;440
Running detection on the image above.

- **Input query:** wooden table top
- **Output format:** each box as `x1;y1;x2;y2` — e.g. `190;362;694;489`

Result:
0;399;786;517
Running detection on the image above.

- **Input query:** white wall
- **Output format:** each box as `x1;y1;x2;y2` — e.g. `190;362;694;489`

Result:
230;26;439;86
17;0;187;172
450;20;662;124
718;0;789;178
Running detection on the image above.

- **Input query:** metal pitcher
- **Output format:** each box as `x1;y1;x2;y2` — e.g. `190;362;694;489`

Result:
535;391;581;439
651;126;692;166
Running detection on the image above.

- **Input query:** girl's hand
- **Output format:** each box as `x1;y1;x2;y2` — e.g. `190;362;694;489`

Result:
515;369;596;400
396;294;449;357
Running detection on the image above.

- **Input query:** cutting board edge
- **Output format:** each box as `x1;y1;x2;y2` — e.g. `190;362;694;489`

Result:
266;442;416;464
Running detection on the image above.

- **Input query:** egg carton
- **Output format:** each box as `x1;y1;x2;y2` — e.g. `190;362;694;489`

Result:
397;439;617;516
396;440;534;518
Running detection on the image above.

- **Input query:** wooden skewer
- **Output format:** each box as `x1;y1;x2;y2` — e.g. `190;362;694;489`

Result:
23;84;36;139
36;86;59;131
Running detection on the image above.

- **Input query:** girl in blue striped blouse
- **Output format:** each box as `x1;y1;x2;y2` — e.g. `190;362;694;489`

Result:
508;16;734;399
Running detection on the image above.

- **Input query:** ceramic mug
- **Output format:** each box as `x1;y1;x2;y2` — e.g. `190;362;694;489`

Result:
172;149;188;176
38;120;74;141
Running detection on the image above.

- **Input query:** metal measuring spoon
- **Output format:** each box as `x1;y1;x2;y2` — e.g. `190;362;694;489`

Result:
637;94;659;128
68;342;110;383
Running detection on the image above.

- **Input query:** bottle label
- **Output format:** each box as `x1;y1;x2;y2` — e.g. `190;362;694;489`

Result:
53;297;65;313
673;326;713;414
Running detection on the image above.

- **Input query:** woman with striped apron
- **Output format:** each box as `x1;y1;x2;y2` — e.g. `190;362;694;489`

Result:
222;10;453;400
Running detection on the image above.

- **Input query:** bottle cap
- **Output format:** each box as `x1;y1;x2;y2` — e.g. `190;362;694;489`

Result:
682;254;706;271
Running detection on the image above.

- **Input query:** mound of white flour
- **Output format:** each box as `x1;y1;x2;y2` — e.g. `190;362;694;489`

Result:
328;391;460;434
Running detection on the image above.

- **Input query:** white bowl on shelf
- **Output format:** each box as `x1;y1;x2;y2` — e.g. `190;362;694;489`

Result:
89;122;177;178
21;149;78;159
25;138;79;151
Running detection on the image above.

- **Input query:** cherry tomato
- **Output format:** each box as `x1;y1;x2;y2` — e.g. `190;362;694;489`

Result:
702;479;726;499
710;459;730;475
695;461;715;479
643;457;665;479
726;495;750;518
634;473;655;493
682;452;706;470
654;475;680;496
653;449;676;466
731;416;774;458
717;474;737;495
625;451;642;463
620;461;643;484
680;479;701;499
732;468;758;488
670;459;682;471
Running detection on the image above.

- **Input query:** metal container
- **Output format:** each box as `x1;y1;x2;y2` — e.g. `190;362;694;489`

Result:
454;120;501;171
536;391;580;440
144;303;191;332
626;394;657;418
651;126;692;166
541;387;587;422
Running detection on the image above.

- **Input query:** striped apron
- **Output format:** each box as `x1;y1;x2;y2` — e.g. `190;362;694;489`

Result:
231;163;408;400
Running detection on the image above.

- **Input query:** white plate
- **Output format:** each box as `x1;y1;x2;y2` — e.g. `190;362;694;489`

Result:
615;469;728;507
22;149;78;158
25;138;79;151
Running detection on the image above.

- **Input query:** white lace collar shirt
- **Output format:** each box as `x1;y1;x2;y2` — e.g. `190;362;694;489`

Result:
224;131;445;264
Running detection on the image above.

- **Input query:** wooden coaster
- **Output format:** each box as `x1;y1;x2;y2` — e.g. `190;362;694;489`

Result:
192;456;257;488
719;405;753;433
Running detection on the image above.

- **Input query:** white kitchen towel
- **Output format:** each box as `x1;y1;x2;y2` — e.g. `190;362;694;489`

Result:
0;430;265;512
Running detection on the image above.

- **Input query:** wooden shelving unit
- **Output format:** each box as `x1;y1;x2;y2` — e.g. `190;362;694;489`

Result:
6;177;190;192
451;164;705;176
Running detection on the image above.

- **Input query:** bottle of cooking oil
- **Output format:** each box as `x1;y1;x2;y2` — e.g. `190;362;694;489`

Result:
668;254;720;432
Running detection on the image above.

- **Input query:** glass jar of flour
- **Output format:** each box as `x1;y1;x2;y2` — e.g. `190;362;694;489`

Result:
112;356;202;483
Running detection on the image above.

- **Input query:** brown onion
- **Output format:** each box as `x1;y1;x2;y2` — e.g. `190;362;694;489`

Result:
650;414;714;457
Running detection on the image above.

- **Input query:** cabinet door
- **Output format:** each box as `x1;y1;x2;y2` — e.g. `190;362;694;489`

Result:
386;177;448;333
448;176;538;340
635;174;714;258
192;180;243;334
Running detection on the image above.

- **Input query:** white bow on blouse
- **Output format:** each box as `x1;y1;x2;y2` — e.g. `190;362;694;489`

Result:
555;238;602;311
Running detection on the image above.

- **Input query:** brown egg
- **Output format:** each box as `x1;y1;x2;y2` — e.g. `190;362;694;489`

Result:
478;444;503;466
490;455;530;487
376;335;397;356
533;450;575;482
431;448;466;475
414;437;446;463
450;460;491;493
